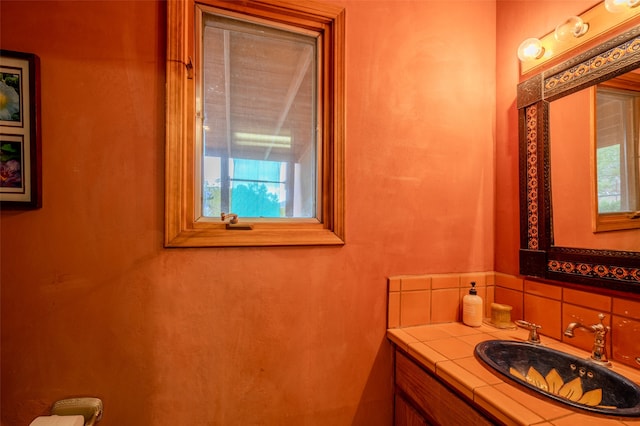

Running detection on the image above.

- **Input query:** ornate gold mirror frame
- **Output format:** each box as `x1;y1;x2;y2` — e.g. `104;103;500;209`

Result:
518;25;640;293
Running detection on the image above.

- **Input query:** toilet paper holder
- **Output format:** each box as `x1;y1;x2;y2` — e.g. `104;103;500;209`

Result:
51;397;103;426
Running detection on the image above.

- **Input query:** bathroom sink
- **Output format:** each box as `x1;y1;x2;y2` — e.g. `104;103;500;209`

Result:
474;340;640;417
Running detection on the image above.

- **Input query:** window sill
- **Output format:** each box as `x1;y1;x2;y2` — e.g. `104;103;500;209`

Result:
165;225;345;247
595;212;640;233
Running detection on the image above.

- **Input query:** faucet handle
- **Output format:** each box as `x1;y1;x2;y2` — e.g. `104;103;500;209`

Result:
597;313;610;331
515;320;542;344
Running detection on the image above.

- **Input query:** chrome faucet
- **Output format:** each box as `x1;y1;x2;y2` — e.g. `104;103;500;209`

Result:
515;320;541;344
564;313;611;367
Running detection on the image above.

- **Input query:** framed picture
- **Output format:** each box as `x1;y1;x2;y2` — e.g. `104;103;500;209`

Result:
0;50;41;209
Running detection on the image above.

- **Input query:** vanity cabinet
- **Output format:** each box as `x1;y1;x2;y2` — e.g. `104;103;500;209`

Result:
394;349;495;426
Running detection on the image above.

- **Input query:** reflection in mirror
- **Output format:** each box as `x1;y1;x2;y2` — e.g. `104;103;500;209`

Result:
550;69;640;252
596;73;640;229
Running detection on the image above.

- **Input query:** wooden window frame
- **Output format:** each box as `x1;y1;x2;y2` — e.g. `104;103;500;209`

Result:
592;78;640;233
165;0;345;247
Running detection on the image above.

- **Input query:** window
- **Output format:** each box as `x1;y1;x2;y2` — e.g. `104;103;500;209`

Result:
166;0;345;247
594;78;640;232
200;12;316;220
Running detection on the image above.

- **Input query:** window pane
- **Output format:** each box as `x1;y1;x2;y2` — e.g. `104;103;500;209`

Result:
597;144;621;212
201;12;317;219
231;158;283;217
596;88;640;214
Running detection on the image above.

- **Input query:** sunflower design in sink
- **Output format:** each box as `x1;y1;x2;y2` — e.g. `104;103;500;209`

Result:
509;365;603;406
475;340;640;416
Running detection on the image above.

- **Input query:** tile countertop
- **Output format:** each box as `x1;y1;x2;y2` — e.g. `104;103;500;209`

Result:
387;322;640;426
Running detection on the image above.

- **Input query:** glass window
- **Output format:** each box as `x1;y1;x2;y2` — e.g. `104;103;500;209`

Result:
165;0;345;247
201;13;316;220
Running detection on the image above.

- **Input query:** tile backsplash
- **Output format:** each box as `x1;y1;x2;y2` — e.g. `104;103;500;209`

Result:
387;272;640;370
388;272;495;328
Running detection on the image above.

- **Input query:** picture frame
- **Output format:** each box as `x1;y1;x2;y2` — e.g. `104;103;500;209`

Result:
0;49;41;209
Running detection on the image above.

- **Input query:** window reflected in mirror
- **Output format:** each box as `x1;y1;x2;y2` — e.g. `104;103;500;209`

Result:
595;72;640;232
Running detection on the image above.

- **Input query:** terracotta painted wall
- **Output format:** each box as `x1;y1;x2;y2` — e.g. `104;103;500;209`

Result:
550;88;595;249
0;1;496;425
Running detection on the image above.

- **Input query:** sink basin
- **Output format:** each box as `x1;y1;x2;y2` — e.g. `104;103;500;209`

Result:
475;340;640;417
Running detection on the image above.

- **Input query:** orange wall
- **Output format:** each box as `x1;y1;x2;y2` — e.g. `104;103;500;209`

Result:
550;88;595;248
0;1;496;425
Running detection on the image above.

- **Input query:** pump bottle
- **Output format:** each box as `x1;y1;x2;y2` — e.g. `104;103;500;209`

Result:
463;281;483;327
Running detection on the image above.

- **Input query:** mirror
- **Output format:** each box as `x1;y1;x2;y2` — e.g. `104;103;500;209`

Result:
518;25;640;293
549;71;640;252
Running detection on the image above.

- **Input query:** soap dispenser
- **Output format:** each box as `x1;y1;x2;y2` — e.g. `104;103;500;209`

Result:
463;281;483;327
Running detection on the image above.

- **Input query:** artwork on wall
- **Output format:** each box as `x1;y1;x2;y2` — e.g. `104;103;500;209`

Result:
0;50;41;209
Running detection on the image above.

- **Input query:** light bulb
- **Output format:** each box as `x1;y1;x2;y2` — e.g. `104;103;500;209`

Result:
554;16;589;41
517;38;545;62
605;0;632;13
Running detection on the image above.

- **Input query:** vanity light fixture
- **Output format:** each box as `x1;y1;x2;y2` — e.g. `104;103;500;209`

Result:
517;38;545;62
518;16;589;63
605;0;640;13
554;16;590;41
519;1;640;73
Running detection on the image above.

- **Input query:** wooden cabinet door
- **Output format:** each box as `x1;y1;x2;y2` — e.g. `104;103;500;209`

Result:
395;350;494;426
394;393;429;426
